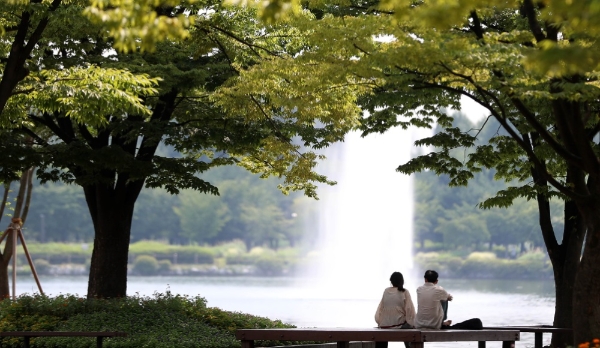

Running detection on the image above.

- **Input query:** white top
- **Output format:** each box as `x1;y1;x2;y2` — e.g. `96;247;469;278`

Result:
414;282;451;329
374;287;416;327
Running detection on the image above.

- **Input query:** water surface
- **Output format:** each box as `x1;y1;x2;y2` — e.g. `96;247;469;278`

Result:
15;276;555;348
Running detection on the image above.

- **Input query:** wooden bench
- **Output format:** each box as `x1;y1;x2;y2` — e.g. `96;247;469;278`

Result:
236;328;520;348
484;326;573;348
0;331;127;348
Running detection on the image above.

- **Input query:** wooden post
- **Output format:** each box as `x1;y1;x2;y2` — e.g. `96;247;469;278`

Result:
2;219;44;299
502;341;515;348
241;340;254;348
12;224;16;300
17;229;43;295
535;332;543;348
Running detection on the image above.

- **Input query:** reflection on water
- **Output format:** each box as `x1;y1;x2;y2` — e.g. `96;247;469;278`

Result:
15;276;555;348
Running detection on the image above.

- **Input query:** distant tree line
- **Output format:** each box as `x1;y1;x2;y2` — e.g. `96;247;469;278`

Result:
413;113;563;257
17;163;310;251
8;114;554;257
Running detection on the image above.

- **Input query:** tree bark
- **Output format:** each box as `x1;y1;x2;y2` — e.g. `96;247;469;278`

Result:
572;198;600;345
0;232;14;299
84;181;143;298
549;201;582;347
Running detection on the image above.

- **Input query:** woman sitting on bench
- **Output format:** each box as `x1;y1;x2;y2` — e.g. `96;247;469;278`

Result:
374;271;415;348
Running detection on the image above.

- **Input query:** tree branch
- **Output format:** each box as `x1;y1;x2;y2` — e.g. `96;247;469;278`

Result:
522;0;546;42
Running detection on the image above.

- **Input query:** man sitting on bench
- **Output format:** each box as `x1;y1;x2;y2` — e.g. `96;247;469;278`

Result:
414;270;482;330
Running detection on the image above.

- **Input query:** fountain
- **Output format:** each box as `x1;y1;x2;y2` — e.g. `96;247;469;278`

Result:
302;126;418;300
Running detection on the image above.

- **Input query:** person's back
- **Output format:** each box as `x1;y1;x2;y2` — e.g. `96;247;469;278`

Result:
414;270;452;329
375;272;415;348
375;287;415;328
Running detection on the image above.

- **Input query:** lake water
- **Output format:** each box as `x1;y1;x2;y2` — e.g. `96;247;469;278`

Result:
14;275;556;348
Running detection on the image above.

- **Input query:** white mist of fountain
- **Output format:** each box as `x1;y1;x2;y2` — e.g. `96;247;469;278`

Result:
303;126;418;300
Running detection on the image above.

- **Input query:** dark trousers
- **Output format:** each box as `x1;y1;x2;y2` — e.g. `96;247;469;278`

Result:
442;318;483;330
440;301;483;330
442;300;448;320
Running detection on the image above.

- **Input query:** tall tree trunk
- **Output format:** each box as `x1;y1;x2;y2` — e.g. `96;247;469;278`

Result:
84;181;142;298
531;160;583;347
572;199;600;345
550;201;582;347
0;232;14;299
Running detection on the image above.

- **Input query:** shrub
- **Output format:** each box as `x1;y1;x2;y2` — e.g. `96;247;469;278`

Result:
24;243;91;264
129;241;215;264
0;293;301;348
255;255;285;276
413;252;463;277
132;255;159;276
211;240;247;258
33;259;51;275
158;260;172;274
458;252;500;278
226;253;258;265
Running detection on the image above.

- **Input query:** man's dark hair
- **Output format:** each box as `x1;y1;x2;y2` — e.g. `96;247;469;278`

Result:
424;270;439;283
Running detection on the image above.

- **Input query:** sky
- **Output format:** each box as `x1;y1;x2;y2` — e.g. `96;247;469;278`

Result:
459;95;489;124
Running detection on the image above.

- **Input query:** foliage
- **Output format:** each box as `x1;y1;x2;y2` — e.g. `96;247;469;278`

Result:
0;292;301;348
15;242;91;266
22;165;304;247
254;254;286;276
32;259;51;276
174;189;231;244
83;0;195;52
414;251;552;280
2;0;364;298
129;241;215;264
131;255;160;276
412;115;552;252
158;260;172;273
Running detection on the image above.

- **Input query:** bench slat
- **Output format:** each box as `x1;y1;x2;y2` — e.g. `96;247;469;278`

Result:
421;330;519;342
237;328;519;343
484;326;572;333
0;332;127;337
238;328;420;342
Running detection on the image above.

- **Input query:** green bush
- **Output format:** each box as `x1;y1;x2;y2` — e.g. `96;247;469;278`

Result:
414;252;463;277
414;251;553;279
33;259;51;275
211;240;248;258
226;253;258;265
129;241;215;264
24;243;91;264
158;260;172;274
459;256;501;278
0;293;302;348
132;255;159;276
255;255;285;276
